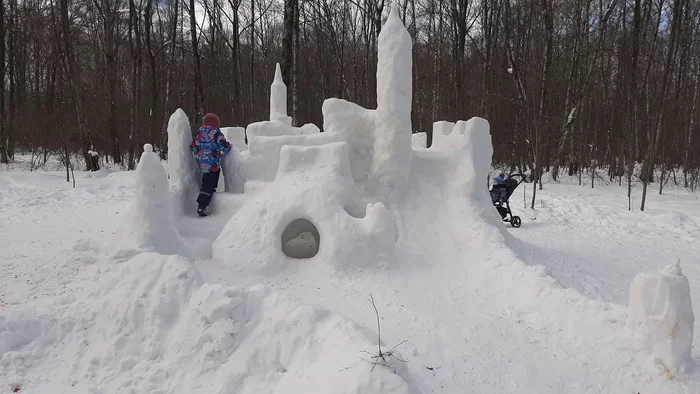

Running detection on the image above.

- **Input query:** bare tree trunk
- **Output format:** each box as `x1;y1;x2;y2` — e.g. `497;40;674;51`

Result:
431;0;443;124
128;0;142;169
450;0;468;115
640;0;684;211
249;0;256;122
530;0;554;208
0;0;6;163
59;0;93;170
227;0;242;121
281;0;296;90
189;0;204;120
479;0;498;116
627;0;642;211
292;0;299;125
8;0;15;161
685;64;699;188
145;0;158;146
97;0;121;164
160;0;179;158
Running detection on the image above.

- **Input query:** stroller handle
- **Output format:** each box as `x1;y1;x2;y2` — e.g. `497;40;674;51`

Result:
506;173;528;186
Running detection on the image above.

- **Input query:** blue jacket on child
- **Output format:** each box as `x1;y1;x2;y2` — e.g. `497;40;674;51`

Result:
191;125;232;173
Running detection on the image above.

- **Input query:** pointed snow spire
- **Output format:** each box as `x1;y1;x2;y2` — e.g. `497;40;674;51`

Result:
376;2;412;120
270;63;289;124
274;62;284;84
366;1;413;203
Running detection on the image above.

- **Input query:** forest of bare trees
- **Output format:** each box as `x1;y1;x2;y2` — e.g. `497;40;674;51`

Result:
1;0;699;208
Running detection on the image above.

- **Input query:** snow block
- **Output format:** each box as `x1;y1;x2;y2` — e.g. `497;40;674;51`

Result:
322;98;377;185
246;120;320;142
112;144;184;256
221;126;247;152
628;260;695;376
412;132;427;149
431;121;462;149
167;109;201;217
218;128;247;194
242;132;343;183
213;142;395;274
220;146;245;194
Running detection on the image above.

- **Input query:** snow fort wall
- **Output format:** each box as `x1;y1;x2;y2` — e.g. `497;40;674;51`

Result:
246;121;321;142
233;132;343;187
213;142;395;274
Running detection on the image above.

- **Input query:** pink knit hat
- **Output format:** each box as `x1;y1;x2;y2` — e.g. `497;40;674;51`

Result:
203;113;220;127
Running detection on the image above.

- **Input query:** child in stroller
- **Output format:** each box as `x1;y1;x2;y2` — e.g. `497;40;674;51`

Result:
489;173;525;228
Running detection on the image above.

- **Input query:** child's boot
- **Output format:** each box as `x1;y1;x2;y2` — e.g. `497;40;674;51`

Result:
197;205;208;217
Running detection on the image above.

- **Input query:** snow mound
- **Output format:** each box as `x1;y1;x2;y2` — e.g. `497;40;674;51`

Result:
629;259;695;376
167;109;201;216
0;253;417;393
113;144;184;257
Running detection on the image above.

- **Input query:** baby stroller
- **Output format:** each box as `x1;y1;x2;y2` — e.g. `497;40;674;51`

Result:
490;173;527;228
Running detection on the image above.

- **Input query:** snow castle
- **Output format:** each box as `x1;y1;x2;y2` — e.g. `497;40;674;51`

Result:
164;5;498;274
19;5;690;394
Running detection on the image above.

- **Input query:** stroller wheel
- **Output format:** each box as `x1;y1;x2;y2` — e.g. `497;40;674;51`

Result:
511;216;522;228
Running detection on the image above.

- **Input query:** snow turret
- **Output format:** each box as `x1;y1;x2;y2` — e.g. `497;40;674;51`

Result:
628;258;695;377
270;63;292;125
366;4;413;203
113;144;184;256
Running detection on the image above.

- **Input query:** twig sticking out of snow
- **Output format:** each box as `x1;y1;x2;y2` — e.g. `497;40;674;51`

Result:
359;293;408;372
372;293;381;355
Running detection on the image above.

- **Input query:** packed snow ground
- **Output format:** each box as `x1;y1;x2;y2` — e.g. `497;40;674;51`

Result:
2;162;699;393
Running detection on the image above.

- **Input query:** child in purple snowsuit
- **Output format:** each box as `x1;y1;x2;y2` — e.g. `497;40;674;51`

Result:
191;113;232;216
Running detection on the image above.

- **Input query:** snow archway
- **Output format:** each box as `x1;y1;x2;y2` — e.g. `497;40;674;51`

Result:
281;218;320;259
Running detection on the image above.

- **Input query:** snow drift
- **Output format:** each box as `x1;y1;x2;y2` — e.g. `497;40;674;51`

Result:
0;253;416;393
